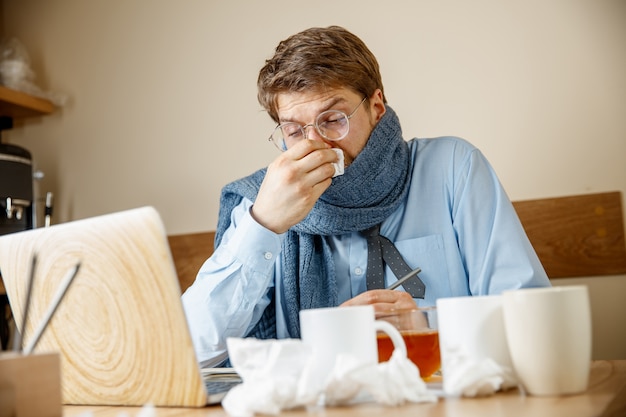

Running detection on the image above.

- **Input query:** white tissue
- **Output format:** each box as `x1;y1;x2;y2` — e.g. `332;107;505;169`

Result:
442;347;518;397
325;350;436;406
222;338;436;417
331;148;344;177
222;338;317;416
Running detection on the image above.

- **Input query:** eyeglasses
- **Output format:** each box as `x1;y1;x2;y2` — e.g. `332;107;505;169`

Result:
268;97;367;151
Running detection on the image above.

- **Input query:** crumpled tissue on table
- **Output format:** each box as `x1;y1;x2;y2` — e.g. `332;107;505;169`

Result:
221;337;437;417
441;347;519;397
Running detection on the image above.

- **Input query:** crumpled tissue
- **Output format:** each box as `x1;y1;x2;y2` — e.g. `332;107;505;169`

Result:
221;337;437;417
441;347;518;397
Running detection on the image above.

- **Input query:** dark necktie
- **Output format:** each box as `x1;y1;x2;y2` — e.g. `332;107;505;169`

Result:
363;224;426;299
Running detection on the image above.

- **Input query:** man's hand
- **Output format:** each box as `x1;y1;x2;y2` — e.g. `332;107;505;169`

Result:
340;289;418;314
251;140;340;234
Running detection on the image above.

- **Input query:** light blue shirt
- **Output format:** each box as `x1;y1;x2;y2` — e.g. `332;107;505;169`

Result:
182;137;550;367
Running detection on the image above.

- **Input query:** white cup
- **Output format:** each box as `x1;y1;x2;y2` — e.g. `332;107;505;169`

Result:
299;305;406;391
502;285;592;396
437;295;516;395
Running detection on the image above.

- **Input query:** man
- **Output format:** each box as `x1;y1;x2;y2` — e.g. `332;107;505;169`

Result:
182;26;549;367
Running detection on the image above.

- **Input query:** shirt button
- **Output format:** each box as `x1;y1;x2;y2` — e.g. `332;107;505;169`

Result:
263;252;273;260
354;267;363;275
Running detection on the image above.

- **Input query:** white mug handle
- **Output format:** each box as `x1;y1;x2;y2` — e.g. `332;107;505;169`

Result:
374;320;407;358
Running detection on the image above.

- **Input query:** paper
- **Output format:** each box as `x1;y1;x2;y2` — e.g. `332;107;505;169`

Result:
441;347;518;397
331;148;344;177
222;338;437;417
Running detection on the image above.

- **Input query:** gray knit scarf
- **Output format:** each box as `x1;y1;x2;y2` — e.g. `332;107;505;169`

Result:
215;105;410;339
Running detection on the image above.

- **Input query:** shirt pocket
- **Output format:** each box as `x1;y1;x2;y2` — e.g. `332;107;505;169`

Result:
395;234;452;305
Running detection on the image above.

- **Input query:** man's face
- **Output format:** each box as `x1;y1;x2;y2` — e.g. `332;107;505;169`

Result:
275;88;386;166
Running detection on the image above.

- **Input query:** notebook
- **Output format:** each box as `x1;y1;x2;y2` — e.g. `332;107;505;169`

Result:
0;206;240;406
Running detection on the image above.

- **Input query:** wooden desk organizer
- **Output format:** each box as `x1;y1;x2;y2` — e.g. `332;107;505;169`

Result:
0;352;62;417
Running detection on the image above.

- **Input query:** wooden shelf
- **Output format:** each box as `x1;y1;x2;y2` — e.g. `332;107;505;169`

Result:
0;85;55;119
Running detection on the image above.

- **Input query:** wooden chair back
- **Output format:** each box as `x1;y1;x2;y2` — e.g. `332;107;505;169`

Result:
167;191;626;292
167;231;215;293
512;191;626;278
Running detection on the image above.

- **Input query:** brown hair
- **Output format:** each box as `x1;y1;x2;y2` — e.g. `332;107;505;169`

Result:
257;26;386;123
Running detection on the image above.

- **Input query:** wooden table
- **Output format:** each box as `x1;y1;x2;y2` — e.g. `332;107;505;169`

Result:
62;360;626;417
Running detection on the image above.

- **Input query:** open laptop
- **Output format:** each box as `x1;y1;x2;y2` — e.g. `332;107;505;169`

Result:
0;206;240;406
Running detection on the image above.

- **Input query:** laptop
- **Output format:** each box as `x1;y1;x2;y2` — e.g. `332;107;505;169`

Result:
0;206;240;406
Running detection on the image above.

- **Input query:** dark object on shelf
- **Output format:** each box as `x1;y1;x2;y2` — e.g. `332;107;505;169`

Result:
1;142;34;234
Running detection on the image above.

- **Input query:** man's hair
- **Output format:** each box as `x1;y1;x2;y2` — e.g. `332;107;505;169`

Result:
257;26;386;123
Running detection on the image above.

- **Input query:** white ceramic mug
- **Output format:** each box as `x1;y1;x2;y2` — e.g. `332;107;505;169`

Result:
502;285;592;396
299;305;406;391
437;295;516;396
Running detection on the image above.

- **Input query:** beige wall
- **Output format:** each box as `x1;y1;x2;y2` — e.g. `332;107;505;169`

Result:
2;1;625;359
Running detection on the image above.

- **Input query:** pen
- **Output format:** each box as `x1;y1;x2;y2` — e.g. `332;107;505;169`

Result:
12;253;37;352
386;267;422;291
23;261;81;355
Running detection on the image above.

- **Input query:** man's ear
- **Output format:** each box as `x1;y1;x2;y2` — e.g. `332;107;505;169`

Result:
369;89;386;123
